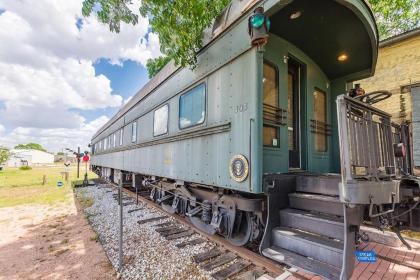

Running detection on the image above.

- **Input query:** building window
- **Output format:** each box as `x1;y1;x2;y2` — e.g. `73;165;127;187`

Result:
131;122;137;143
99;140;102;150
113;133;116;148
154;104;169;136
104;138;108;150
119;128;123;146
263;62;280;147
179;83;206;129
313;89;327;152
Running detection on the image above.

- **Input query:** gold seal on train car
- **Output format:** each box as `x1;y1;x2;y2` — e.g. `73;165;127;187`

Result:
229;154;249;182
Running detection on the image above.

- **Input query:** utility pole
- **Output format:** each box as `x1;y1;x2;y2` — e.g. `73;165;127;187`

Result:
77;146;80;178
118;174;123;273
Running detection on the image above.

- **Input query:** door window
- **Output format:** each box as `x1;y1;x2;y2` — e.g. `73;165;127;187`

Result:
313;89;327;152
263;62;280;147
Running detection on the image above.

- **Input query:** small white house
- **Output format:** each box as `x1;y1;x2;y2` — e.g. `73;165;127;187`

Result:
6;149;54;167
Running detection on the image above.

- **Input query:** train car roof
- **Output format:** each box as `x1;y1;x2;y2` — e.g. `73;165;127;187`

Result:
92;0;377;140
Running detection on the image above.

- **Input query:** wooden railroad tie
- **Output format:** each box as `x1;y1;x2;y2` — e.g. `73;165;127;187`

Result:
200;253;237;271
155;225;179;233
160;228;189;238
211;261;251;280
193;248;224;263
137;216;167;225
166;230;195;240
153;221;173;228
176;238;206;248
127;207;143;213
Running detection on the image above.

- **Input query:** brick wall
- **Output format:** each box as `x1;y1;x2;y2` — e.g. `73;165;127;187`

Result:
356;34;420;172
357;35;420;124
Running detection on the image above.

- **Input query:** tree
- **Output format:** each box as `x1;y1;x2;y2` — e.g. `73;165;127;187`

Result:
14;143;47;152
0;147;10;165
369;0;420;39
82;0;419;76
146;56;171;78
82;0;229;73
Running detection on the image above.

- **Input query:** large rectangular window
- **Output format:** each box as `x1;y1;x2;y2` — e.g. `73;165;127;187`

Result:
154;104;169;136
119;128;123;146
113;133;116;148
263;62;280;147
313;89;327;152
179;83;206;129
131;122;137;143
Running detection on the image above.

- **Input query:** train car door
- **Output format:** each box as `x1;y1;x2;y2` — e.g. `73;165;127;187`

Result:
262;60;289;173
287;59;302;169
262;57;306;173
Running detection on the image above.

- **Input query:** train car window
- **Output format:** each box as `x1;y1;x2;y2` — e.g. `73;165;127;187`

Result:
119;129;123;146
313;89;327;152
263;62;280;147
154;104;169;136
131;122;137;143
179;83;206;129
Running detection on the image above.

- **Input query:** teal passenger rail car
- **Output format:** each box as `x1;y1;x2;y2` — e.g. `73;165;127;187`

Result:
90;1;420;279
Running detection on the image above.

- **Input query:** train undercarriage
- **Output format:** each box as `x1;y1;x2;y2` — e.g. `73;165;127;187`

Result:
93;166;420;280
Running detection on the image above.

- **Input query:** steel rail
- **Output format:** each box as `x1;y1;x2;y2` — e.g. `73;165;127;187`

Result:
108;182;287;276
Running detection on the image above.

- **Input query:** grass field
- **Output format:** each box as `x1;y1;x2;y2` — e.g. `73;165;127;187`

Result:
0;165;97;207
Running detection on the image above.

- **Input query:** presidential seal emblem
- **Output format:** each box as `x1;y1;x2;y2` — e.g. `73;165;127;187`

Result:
229;154;249;182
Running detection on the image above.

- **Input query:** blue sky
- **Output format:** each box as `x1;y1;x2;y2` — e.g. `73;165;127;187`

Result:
74;59;150;121
0;0;161;152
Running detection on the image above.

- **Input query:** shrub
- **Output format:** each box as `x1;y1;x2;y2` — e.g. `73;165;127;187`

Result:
19;166;32;170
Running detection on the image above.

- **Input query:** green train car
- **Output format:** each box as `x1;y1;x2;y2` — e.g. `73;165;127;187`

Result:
91;0;420;279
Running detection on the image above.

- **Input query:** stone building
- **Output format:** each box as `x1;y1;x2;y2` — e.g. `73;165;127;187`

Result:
356;27;420;168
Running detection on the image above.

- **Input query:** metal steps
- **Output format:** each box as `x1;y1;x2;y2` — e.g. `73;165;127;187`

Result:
288;192;343;216
279;208;344;240
296;174;341;196
271;227;343;267
262;246;341;280
263;174;348;279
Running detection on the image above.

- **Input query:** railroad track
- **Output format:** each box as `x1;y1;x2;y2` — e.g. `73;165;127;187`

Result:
97;180;296;280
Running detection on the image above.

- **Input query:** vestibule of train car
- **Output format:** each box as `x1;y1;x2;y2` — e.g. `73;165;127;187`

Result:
261;0;377;174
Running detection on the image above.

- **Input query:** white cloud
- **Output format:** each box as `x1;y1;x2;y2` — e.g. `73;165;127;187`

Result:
0;116;109;152
0;0;161;150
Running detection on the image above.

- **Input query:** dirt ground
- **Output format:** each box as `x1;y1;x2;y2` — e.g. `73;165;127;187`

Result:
0;193;116;280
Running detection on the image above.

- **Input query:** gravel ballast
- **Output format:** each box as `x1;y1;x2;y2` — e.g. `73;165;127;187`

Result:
76;184;216;280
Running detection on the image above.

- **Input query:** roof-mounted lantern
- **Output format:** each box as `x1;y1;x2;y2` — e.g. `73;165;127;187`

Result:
248;7;270;47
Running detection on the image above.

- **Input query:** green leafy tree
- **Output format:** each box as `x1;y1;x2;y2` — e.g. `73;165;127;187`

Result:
82;0;138;33
146;56;171;78
82;0;419;76
369;0;420;39
0;147;10;165
14;143;47;152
